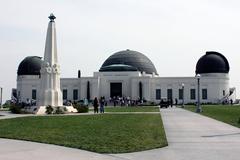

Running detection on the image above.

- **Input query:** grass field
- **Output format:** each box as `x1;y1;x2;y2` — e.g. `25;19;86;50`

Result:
102;106;159;112
0;114;167;153
185;105;240;128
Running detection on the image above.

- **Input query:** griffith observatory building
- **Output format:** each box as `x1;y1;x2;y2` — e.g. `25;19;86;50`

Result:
15;14;236;111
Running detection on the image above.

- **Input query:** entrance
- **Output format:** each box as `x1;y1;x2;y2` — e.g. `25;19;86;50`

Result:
110;83;122;98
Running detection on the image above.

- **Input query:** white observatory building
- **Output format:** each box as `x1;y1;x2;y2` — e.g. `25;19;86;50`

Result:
15;14;236;113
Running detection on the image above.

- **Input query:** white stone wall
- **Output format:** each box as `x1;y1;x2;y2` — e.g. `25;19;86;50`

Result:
133;73;230;104
16;72;233;104
60;77;99;101
94;71;143;99
79;77;99;100
17;75;41;102
60;78;80;101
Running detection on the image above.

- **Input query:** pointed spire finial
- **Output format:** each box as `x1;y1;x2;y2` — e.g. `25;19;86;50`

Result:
48;13;56;22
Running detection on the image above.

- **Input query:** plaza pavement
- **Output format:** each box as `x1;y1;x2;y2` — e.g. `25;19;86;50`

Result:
114;107;240;160
0;107;240;160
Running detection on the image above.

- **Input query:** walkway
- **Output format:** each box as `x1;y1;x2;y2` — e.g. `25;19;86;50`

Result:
114;107;240;160
0;111;33;120
0;138;124;160
0;108;240;160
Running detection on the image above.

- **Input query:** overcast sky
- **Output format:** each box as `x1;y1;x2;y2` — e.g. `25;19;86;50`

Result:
0;0;239;102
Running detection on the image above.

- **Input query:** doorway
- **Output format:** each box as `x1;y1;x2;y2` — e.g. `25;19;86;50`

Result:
110;83;122;98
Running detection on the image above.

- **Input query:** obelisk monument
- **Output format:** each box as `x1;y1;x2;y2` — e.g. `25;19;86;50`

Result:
37;13;63;113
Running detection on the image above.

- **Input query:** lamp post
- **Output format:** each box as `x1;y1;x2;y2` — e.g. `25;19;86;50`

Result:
0;87;2;109
182;83;185;108
196;74;202;113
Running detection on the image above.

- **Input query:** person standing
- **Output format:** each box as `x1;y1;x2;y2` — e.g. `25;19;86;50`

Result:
84;98;88;106
93;97;99;113
100;97;105;113
170;99;173;107
113;96;117;107
175;98;178;106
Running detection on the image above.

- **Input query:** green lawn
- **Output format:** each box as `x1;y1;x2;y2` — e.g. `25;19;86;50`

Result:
102;106;159;112
0;114;167;153
185;105;240;128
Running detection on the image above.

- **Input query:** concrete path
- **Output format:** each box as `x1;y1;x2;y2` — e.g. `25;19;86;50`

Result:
0;138;125;160
0;111;33;120
114;108;240;160
0;108;240;160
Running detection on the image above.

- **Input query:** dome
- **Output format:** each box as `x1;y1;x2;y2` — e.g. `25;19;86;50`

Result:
195;51;230;74
17;56;43;76
99;49;158;75
100;64;138;72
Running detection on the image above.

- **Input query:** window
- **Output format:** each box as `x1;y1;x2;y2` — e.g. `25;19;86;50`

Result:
73;89;78;100
32;89;37;100
190;89;196;100
156;89;161;100
202;89;208;100
63;89;68;100
223;90;225;96
179;89;183;100
167;89;172;100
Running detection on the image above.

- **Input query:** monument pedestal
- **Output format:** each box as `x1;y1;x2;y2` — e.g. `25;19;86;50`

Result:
34;106;78;115
65;106;78;113
35;106;47;115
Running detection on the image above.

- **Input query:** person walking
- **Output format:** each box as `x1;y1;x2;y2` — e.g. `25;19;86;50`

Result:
93;97;99;113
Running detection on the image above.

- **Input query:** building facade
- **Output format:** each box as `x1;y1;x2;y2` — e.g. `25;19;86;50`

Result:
16;50;236;105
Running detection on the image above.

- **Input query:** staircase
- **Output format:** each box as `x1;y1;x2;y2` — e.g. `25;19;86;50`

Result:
219;87;235;104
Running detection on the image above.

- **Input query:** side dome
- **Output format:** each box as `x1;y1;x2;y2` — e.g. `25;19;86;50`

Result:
195;51;230;74
99;49;158;75
17;56;43;76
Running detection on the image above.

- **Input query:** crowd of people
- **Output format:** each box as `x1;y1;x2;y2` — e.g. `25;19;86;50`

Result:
110;96;146;106
92;96;146;114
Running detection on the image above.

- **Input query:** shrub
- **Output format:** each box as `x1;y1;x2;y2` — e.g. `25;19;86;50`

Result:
238;117;240;124
45;105;54;114
54;107;65;114
9;104;22;114
74;104;89;113
186;103;196;105
2;103;12;108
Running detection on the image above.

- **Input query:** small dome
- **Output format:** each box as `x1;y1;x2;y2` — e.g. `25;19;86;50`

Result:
99;49;158;75
17;56;43;76
195;51;230;74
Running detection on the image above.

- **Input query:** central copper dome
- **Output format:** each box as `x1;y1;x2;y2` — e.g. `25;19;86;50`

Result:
99;49;158;75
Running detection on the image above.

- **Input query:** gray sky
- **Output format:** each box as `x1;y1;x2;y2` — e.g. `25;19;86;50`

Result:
0;0;239;102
